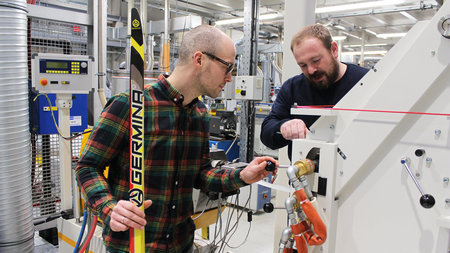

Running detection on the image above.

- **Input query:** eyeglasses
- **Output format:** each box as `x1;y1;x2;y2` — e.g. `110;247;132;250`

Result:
202;51;235;74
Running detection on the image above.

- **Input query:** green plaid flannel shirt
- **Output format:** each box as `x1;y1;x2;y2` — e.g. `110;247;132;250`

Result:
76;76;247;252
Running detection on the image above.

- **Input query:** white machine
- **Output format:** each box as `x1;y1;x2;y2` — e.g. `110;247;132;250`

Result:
273;2;450;253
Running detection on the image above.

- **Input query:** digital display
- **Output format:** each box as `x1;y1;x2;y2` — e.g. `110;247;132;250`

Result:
46;61;68;69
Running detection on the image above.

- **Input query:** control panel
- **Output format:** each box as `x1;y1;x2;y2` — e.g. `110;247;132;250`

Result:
234;76;263;100
31;53;95;94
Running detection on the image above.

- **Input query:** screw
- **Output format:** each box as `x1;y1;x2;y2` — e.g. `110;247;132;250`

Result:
446;198;450;204
330;124;335;130
339;170;344;176
310;129;315;134
416;172;421;178
444;177;449;183
435;129;441;136
426;157;432;164
431;51;436;56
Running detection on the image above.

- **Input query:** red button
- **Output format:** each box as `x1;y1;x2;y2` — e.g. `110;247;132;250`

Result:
40;78;48;86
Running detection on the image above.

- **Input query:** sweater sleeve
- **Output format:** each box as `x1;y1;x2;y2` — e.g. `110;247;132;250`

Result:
260;79;294;150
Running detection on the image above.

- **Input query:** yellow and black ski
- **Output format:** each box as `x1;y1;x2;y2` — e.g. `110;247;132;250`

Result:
129;7;145;253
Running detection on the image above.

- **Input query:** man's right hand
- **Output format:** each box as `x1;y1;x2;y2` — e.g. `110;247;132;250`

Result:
110;199;152;232
280;119;309;140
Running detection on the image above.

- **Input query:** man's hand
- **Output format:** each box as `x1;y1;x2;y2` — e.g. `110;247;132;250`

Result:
240;156;278;184
110;199;152;232
280;119;309;140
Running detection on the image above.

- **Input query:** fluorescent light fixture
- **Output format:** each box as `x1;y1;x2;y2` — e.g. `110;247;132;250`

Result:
342;50;387;56
365;29;378;36
334;25;347;30
377;33;407;39
316;0;406;14
216;13;281;26
346;43;388;47
211;2;232;9
333;35;347;41
400;11;417;21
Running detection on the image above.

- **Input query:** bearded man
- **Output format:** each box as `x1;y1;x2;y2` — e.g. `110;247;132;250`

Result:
260;24;369;160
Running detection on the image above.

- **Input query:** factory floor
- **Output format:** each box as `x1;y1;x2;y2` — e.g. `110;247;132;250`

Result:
34;206;277;253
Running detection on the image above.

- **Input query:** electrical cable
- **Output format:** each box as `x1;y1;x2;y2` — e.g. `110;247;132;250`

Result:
213;185;253;253
223;185;253;250
225;135;238;155
32;94;92;140
77;209;92;252
73;208;87;253
191;199;210;220
78;213;97;253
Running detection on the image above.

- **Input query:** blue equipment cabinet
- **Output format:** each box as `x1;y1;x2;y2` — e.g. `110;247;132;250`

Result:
30;93;88;134
209;139;239;162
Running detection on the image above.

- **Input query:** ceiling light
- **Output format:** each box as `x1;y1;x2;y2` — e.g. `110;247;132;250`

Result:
346;43;388;47
334;25;347;30
365;29;378;36
333;35;347;41
316;0;406;14
377;33;407;39
211;2;232;9
400;11;417;21
215;13;281;26
342;50;387;56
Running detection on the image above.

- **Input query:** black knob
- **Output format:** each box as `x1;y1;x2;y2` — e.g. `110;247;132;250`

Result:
419;194;435;209
263;202;274;213
265;161;276;172
415;149;425;157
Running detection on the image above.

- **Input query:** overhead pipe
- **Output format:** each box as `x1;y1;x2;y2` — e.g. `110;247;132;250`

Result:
0;0;34;252
163;0;170;74
146;34;154;71
97;0;107;107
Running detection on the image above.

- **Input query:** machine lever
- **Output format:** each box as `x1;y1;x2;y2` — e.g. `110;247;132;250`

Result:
401;158;435;208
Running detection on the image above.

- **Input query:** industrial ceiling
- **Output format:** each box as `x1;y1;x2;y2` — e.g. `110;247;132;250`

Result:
140;0;441;59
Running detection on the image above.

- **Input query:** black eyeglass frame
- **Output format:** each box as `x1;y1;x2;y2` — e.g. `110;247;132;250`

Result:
202;51;235;74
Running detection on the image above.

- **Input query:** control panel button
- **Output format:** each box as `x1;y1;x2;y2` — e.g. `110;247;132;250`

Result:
40;78;48;86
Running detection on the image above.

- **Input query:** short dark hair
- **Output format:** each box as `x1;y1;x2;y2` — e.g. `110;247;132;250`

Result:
290;24;333;52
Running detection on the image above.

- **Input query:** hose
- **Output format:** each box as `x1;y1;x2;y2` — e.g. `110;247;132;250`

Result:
73;208;87;253
78;214;98;253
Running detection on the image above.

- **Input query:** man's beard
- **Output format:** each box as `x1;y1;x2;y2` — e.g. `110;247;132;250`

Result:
305;60;340;91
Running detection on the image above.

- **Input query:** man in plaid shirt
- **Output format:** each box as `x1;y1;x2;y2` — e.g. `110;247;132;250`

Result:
76;25;278;253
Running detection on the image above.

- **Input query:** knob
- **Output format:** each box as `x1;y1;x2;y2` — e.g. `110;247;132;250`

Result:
420;194;435;209
414;149;425;157
263;202;274;213
265;161;276;172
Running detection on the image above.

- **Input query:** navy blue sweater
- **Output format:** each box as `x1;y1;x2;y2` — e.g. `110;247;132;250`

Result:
260;63;369;160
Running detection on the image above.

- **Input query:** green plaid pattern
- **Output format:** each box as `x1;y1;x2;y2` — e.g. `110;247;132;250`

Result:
76;76;247;252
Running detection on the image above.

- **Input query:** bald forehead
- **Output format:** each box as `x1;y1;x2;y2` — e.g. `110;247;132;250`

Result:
178;25;235;63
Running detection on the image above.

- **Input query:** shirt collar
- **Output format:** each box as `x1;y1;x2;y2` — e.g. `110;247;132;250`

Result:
158;74;199;107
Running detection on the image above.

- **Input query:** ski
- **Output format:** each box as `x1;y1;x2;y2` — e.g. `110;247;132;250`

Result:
129;7;145;253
